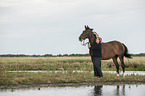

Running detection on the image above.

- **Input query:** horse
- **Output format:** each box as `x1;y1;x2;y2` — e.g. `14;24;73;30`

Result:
79;25;132;76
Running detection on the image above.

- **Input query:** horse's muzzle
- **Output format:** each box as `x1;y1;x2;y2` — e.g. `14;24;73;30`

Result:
79;36;83;42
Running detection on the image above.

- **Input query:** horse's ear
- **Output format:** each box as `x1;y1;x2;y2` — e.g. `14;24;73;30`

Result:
90;28;93;31
85;25;93;30
85;25;87;29
87;25;93;31
87;25;89;29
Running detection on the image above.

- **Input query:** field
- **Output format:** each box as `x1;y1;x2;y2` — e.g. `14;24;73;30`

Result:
0;57;145;85
0;57;145;71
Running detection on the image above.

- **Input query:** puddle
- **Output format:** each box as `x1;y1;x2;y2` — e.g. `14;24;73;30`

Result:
0;84;145;96
103;71;145;75
7;70;145;75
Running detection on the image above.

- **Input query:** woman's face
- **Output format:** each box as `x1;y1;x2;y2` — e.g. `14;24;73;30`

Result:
96;37;99;43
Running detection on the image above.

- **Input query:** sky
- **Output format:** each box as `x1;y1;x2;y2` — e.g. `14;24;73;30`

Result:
0;0;145;55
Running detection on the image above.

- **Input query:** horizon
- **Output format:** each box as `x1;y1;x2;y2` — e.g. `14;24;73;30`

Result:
0;52;145;56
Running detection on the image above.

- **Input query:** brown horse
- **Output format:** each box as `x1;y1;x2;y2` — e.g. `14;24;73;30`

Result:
79;25;132;76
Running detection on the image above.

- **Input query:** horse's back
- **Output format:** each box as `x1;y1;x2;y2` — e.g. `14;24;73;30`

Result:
102;40;123;47
102;40;121;44
101;41;124;59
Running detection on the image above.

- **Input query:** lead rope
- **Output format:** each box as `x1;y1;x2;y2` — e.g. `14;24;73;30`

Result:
81;40;89;46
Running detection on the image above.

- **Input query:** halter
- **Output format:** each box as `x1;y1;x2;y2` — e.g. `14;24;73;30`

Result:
81;31;96;46
81;40;89;46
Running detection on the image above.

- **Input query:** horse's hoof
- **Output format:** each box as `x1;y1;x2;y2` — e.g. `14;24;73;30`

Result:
117;74;119;77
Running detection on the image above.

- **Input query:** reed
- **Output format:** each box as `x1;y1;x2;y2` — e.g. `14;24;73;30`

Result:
0;57;145;71
0;57;145;85
0;71;145;85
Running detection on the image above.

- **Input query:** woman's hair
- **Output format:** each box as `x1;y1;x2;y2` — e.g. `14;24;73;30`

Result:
93;32;102;43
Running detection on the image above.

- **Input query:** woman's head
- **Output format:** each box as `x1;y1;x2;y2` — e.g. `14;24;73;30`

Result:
93;32;102;43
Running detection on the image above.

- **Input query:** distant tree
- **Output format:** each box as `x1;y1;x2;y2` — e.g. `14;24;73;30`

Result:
132;53;145;56
43;54;53;57
63;54;68;56
57;54;62;57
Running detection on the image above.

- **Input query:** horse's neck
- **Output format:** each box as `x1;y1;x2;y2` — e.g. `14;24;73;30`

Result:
89;32;95;46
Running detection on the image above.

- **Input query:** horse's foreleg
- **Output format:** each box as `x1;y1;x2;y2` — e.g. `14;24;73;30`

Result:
119;56;125;77
113;56;119;76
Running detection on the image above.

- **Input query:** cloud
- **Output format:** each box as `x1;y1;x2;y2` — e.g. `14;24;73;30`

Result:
0;0;145;54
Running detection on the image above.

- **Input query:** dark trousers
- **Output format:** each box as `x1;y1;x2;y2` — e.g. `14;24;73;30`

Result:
93;57;103;77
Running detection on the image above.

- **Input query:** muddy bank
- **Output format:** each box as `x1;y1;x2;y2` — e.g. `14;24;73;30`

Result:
1;82;145;89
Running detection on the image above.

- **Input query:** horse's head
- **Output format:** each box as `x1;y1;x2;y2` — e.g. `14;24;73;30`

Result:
79;25;93;42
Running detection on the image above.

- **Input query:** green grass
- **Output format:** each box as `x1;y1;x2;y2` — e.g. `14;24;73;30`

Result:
0;57;145;85
0;71;145;85
0;57;145;71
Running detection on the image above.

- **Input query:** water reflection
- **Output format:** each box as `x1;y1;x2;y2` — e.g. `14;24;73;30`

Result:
0;84;145;96
93;85;103;96
115;85;125;96
91;84;140;96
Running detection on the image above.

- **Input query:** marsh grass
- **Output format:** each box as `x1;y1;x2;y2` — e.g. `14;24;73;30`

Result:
0;57;145;85
0;71;145;85
0;57;145;71
0;57;92;71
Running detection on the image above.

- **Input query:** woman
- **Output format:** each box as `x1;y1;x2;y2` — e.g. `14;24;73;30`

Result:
89;33;103;78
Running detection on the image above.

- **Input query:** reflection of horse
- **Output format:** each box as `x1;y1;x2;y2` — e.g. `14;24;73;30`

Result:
79;25;132;76
92;85;125;96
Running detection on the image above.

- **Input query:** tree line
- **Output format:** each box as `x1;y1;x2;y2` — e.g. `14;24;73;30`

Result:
0;54;90;57
0;53;145;57
131;53;145;57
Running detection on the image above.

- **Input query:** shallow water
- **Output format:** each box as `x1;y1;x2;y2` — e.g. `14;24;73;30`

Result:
7;70;145;75
0;84;145;96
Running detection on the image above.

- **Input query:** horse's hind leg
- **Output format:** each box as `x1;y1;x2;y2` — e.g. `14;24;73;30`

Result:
113;56;119;76
119;56;125;77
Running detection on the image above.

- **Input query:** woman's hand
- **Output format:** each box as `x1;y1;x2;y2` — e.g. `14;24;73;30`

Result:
88;42;91;47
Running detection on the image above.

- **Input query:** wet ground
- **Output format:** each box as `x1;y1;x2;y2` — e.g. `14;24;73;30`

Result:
7;70;145;75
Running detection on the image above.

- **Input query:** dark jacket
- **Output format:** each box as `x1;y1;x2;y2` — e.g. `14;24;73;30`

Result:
89;43;102;57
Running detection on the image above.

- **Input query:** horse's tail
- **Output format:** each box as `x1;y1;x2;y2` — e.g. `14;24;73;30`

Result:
122;43;132;58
